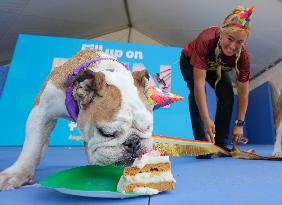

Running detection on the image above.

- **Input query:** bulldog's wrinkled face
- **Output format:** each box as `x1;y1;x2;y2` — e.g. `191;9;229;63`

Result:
68;60;153;166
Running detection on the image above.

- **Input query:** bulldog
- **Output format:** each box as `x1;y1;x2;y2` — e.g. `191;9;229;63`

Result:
0;50;154;191
273;90;282;156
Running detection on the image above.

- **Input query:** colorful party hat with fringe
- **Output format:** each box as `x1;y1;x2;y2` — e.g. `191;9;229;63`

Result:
233;5;254;29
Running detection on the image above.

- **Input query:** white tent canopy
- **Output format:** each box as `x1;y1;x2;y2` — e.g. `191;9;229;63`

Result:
1;0;282;77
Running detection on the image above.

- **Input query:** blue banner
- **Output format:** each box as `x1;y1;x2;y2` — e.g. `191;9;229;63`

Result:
0;66;9;99
0;34;193;146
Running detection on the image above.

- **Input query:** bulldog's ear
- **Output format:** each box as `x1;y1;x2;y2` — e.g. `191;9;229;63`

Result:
132;70;150;91
72;70;106;109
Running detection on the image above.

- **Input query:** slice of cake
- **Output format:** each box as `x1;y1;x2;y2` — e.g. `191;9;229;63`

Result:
117;150;176;195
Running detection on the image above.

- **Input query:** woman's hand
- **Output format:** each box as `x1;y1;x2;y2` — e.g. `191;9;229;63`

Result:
203;118;215;143
232;125;248;144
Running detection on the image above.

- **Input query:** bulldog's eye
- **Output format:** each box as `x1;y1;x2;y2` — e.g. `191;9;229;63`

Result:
97;127;116;138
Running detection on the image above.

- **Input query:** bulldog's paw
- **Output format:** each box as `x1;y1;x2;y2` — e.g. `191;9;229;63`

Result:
0;171;33;191
272;149;282;157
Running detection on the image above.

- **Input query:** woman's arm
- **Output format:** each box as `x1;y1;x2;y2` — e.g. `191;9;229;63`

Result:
193;68;209;120
193;68;215;143
232;80;249;142
236;81;249;121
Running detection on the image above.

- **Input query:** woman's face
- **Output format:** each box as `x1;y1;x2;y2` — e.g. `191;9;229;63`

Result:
220;30;248;56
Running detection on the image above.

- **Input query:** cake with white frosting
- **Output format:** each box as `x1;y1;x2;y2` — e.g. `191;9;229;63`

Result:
117;150;176;194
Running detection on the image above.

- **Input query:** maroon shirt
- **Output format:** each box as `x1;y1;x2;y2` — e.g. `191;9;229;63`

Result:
183;27;250;82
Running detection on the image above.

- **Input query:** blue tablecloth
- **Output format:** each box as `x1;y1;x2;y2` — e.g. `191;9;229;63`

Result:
1;146;282;205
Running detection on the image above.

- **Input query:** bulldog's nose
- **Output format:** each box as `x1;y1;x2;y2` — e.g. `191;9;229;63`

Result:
123;135;141;157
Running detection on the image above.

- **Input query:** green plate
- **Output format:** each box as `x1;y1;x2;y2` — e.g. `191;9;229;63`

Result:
39;165;145;198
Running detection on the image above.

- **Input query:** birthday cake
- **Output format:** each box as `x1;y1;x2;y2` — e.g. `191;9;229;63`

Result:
117;150;176;195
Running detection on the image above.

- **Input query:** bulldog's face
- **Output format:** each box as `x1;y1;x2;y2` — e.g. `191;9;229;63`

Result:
68;62;153;166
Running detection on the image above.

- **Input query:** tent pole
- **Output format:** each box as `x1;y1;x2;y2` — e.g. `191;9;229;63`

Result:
124;0;132;43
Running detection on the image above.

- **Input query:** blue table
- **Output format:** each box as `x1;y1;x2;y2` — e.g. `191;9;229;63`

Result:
1;146;282;205
0;147;149;205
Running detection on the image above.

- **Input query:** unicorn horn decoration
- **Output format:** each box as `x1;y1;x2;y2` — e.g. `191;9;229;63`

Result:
146;86;184;110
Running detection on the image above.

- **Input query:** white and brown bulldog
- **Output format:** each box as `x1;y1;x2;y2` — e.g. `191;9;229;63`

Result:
0;50;153;191
273;90;282;156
